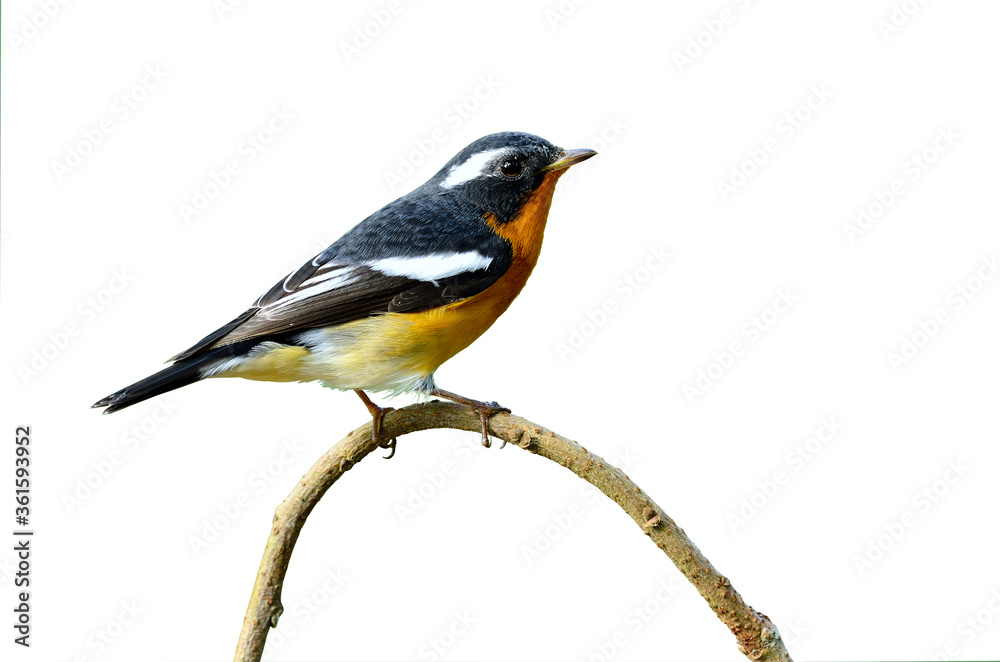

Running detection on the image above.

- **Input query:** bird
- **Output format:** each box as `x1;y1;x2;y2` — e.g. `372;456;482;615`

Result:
93;131;596;458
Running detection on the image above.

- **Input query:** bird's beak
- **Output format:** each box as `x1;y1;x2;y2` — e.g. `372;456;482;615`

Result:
544;148;598;171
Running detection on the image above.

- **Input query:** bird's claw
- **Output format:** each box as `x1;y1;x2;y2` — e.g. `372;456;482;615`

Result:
427;389;510;449
370;408;397;459
378;434;397;460
355;390;398;460
469;401;510;448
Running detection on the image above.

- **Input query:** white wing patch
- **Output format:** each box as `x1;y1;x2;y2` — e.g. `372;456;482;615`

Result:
300;266;350;288
258;251;493;315
366;252;493;284
441;148;506;188
267;269;359;311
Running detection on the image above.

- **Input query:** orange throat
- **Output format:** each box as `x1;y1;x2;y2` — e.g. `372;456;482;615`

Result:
486;168;566;281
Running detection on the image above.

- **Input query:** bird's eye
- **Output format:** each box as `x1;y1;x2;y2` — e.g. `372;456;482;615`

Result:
500;158;523;178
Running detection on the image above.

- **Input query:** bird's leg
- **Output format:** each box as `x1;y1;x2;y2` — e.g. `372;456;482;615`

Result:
429;388;511;448
354;389;397;459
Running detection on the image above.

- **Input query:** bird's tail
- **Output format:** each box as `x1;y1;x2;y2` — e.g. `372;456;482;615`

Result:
92;343;250;414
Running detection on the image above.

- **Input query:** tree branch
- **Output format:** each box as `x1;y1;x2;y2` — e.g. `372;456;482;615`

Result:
234;401;792;662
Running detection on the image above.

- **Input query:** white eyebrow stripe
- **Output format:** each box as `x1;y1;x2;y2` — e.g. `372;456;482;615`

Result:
366;252;493;283
440;148;506;188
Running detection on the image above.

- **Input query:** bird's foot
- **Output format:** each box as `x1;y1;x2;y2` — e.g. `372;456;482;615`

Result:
354;390;398;459
470;400;511;448
375;415;397;460
430;389;510;448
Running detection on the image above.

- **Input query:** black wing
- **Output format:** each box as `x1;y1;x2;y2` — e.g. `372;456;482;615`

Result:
170;188;512;362
170;249;511;362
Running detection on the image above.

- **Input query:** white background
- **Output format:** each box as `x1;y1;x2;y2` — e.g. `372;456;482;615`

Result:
2;1;999;660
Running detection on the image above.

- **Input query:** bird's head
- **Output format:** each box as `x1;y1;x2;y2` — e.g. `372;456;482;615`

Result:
429;132;596;223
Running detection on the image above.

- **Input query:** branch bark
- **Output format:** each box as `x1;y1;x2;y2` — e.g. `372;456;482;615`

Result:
234;401;792;662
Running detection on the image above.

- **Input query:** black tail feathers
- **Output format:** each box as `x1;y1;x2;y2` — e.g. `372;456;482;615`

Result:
92;341;258;414
92;356;213;414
